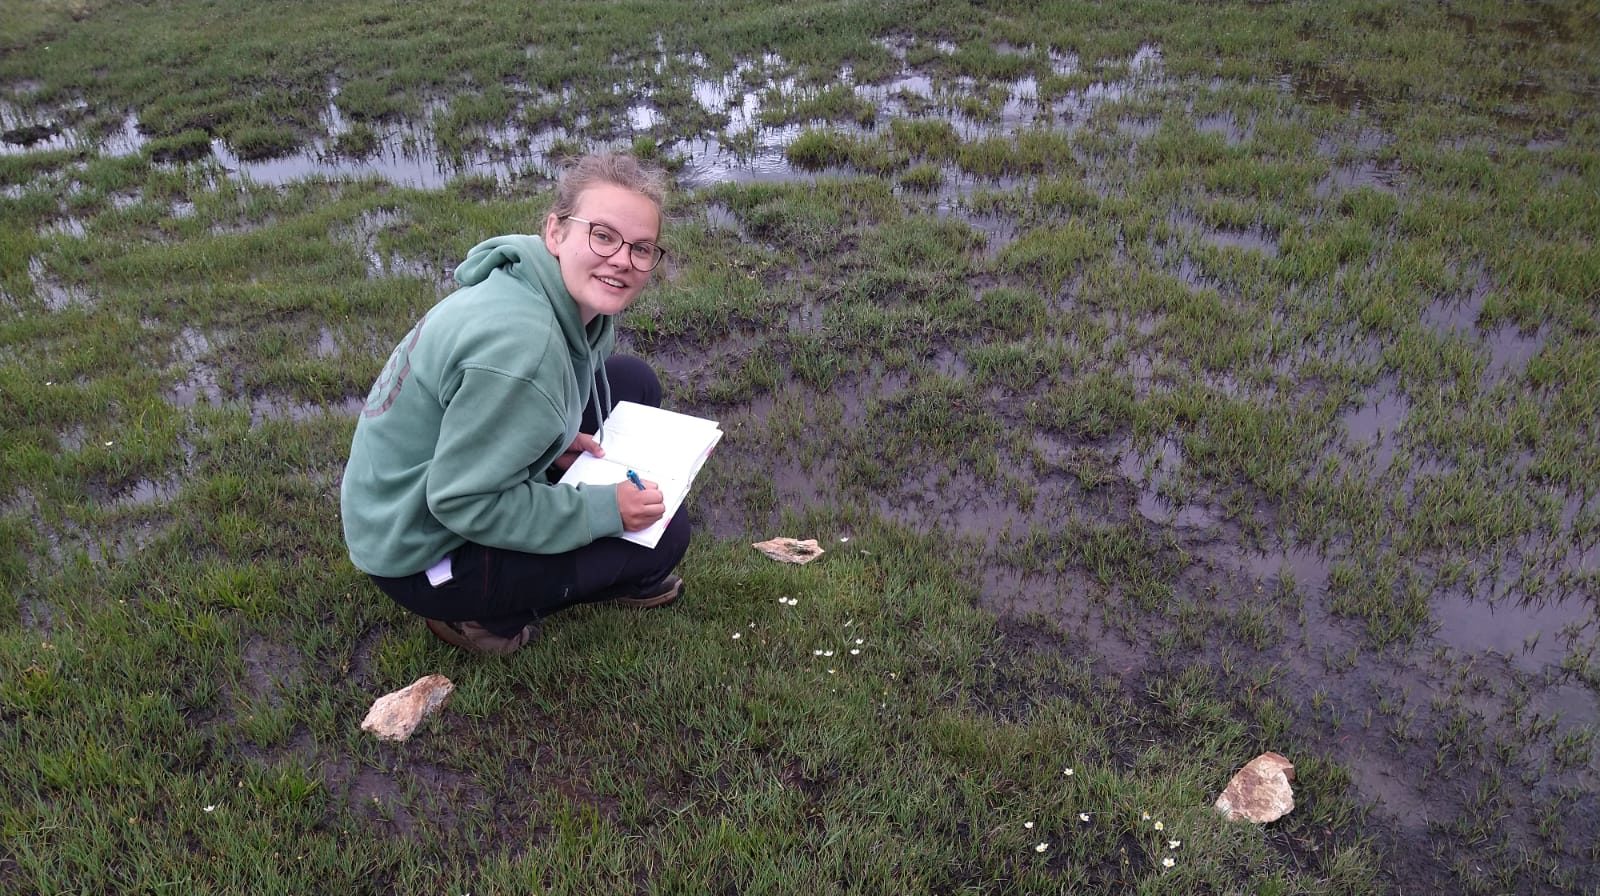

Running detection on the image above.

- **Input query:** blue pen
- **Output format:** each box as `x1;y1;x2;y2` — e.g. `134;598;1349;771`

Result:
626;469;646;491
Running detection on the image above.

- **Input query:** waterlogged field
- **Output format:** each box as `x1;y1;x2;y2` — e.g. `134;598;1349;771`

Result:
1;1;1596;893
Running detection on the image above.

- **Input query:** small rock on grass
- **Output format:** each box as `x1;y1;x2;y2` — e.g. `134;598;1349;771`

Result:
1215;751;1295;823
361;674;454;741
752;537;825;564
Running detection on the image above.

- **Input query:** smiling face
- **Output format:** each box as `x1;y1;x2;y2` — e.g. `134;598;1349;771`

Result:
543;183;662;323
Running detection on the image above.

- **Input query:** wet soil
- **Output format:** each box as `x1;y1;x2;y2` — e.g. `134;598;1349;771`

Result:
11;34;1596;894
687;394;1598;893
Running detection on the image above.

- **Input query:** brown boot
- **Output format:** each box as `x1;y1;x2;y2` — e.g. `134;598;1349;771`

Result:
425;618;535;655
610;574;684;609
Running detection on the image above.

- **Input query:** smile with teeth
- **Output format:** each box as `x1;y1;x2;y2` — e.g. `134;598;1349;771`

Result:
596;275;627;289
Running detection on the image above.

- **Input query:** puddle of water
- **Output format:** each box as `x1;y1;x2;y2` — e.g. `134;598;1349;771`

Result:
250;394;365;425
41;217;87;238
117;477;181;507
0;108;144;157
1316;128;1392;159
1420;268;1490;337
5;43;1167;208
1118;117;1160;139
1285;67;1374;111
342;209;405;277
169;327;224;407
1331;380;1408;448
964;212;1022;256
1197;112;1250;146
1116;435;1218;528
1168;211;1279;258
1482;322;1546;383
675;129;809;188
28;256;93;310
208;131;529;190
1315;161;1403;197
1242;543;1335;597
1432;589;1595;675
1171;252;1223;294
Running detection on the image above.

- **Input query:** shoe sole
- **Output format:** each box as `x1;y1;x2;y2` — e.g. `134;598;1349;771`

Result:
612;578;684;609
426;618;480;652
425;618;532;655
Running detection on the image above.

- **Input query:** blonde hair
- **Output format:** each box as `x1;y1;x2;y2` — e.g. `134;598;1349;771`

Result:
549;152;668;219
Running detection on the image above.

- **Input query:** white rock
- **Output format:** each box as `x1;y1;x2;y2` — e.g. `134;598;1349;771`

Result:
360;674;454;741
1215;751;1295;823
751;537;825;564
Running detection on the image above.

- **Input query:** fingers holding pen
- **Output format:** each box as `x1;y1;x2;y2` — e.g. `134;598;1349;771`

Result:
617;476;666;531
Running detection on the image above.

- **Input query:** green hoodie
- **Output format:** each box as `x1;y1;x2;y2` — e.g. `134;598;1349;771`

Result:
340;234;621;577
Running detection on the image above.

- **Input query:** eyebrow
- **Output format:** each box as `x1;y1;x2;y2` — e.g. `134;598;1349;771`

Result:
578;217;659;243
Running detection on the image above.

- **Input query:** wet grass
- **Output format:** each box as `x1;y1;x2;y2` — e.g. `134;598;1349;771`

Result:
4;0;1600;893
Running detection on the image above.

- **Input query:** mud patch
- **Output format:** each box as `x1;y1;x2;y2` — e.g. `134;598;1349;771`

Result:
18;596;57;635
241;637;303;707
27;257;94;311
250;394;365;426
168;327;224;408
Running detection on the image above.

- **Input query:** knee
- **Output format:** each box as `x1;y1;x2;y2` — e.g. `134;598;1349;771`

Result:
606;355;662;407
658;508;692;567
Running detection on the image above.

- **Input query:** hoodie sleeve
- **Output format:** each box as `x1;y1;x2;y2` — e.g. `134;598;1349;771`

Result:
424;365;623;553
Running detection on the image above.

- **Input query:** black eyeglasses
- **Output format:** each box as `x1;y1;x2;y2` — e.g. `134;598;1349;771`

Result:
559;215;666;272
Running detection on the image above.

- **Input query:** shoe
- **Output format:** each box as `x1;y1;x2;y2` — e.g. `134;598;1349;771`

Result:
611;574;684;609
425;618;535;655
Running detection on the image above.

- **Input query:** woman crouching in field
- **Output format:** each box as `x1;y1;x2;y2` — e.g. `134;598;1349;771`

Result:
340;152;688;655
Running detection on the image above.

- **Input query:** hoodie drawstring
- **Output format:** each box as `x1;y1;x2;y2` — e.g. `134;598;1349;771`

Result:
593;359;614;445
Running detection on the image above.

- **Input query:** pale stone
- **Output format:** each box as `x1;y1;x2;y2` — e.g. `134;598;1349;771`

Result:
752;537;825;564
1214;751;1295;823
360;674;454;741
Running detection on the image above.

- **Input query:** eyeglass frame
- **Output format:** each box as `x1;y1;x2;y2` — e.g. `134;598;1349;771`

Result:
558;215;667;272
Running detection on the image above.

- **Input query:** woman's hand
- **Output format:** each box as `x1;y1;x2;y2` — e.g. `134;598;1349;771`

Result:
616;478;666;531
551;431;603;473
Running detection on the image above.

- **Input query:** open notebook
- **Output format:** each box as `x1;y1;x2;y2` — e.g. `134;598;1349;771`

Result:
557;401;722;548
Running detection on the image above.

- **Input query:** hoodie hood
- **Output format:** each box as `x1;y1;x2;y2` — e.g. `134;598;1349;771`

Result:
452;233;617;429
454;233;617;359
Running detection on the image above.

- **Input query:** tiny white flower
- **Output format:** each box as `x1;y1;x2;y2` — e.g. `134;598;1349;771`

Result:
45;381;54;386
854;638;864;645
1024;821;1034;829
1168;840;1181;850
823;650;834;657
1153;821;1164;831
850;649;861;655
1141;811;1151;821
203;804;218;813
787;597;798;605
827;668;836;674
104;441;114;447
1034;842;1049;852
1063;767;1074;776
1162;857;1175;869
731;632;741;639
813;649;823;656
840;536;850;542
1078;813;1090;823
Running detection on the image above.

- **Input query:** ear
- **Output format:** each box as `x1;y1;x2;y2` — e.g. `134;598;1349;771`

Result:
542;213;564;253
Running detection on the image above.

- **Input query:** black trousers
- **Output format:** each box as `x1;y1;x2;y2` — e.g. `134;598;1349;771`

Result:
370;356;692;636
